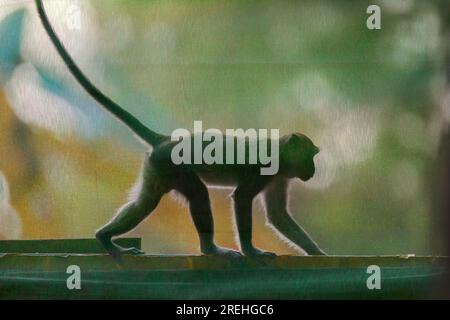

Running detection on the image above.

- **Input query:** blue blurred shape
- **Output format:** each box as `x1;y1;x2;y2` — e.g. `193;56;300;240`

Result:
35;65;107;138
0;9;25;84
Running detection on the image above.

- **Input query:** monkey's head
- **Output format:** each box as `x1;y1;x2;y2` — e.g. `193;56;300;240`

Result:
279;133;320;181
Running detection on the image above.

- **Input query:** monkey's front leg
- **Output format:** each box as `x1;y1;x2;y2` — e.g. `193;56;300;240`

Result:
232;187;276;257
264;180;326;256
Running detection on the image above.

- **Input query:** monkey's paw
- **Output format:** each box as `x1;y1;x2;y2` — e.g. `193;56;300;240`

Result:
243;247;277;258
203;246;242;258
306;248;327;256
118;247;145;255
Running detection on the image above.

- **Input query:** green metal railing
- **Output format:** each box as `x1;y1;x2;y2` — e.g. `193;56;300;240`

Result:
0;239;446;299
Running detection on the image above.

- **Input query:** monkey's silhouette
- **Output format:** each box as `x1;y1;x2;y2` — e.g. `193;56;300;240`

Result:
35;0;325;258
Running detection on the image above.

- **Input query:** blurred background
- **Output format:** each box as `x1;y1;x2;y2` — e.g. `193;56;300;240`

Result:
0;0;449;256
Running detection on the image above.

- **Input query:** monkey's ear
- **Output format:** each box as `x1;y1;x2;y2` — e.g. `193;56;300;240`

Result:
284;133;301;146
314;146;320;154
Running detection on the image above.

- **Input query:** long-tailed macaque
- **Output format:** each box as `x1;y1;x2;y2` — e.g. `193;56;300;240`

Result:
35;0;326;257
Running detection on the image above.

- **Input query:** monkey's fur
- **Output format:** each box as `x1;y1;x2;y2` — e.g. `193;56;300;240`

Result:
36;0;325;257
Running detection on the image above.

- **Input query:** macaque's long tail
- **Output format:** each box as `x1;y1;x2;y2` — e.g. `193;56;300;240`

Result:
35;0;166;146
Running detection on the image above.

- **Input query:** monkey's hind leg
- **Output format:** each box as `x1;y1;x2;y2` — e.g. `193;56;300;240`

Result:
174;171;242;258
96;162;168;258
